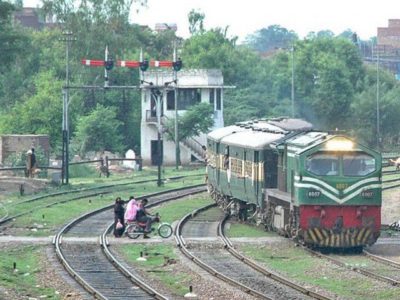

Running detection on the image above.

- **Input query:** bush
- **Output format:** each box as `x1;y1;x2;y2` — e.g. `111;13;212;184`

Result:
69;163;98;178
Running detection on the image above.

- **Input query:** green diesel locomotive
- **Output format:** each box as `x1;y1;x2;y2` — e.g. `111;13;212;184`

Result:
207;118;382;249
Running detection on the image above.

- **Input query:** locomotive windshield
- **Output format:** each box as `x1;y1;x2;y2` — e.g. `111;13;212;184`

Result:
306;153;339;176
306;152;376;176
343;153;375;176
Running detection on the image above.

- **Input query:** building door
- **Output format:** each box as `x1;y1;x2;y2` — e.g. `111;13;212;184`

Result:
151;140;163;166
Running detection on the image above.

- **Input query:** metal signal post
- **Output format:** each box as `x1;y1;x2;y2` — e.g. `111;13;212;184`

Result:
60;31;76;185
81;48;182;186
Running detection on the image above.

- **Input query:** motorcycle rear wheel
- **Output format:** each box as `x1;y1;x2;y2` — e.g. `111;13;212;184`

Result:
125;224;141;239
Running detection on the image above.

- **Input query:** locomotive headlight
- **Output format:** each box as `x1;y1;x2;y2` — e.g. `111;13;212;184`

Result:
326;138;354;151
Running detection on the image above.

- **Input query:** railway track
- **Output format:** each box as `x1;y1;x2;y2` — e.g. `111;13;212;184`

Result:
303;247;400;286
175;204;331;300
54;185;206;299
0;174;202;229
217;215;331;300
363;249;400;269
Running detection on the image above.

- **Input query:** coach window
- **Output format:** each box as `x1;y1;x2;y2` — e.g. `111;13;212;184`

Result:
343;153;375;176
306;153;339;176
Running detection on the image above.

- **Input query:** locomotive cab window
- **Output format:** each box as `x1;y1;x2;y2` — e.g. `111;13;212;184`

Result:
306;153;339;176
343;153;375;176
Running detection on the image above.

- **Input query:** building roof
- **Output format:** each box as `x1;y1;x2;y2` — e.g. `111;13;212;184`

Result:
141;69;224;88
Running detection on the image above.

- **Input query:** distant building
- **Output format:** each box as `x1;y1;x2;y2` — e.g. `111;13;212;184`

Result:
376;19;400;78
378;19;400;48
140;69;226;166
154;23;177;32
13;7;55;30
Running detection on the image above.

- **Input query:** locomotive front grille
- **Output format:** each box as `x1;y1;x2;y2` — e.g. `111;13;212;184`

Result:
304;227;375;248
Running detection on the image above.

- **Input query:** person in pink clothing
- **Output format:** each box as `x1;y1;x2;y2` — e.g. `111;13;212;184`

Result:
124;196;138;223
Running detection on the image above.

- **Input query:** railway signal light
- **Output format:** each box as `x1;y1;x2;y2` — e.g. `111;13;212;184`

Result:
173;58;182;71
105;58;114;71
140;59;149;71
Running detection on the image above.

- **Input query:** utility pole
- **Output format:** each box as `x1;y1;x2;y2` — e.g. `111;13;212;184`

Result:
291;45;295;118
152;89;163;187
173;46;180;169
60;31;76;185
376;45;381;151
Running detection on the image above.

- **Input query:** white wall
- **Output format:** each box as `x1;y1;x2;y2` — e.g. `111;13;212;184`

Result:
140;69;225;166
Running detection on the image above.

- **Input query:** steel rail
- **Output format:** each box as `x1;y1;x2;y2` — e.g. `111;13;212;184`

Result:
175;204;273;300
217;216;332;300
54;185;206;299
303;247;400;286
363;249;400;269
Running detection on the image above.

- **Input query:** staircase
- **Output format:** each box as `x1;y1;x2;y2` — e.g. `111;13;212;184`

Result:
159;116;206;162
181;137;206;162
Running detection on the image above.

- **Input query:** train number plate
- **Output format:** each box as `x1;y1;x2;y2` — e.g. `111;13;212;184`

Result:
361;190;374;198
308;190;321;198
336;183;348;190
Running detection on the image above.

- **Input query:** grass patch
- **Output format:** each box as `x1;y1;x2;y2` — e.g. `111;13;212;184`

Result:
238;243;400;300
0;245;60;299
225;222;276;238
154;193;213;224
120;243;192;296
69;164;98;178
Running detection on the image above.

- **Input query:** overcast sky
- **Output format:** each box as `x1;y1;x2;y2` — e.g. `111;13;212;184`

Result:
25;0;399;41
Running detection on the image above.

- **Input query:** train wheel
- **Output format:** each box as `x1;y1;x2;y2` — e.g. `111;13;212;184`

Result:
158;223;173;238
125;224;141;239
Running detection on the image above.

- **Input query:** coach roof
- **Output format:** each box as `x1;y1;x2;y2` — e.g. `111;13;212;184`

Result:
221;130;285;150
207;125;246;142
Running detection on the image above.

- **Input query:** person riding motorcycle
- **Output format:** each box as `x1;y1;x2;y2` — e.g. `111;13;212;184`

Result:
136;198;159;238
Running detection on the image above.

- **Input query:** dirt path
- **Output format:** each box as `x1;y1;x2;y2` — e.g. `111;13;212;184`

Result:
382;188;400;225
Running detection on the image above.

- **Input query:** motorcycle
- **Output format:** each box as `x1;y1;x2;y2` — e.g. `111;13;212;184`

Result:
125;213;173;239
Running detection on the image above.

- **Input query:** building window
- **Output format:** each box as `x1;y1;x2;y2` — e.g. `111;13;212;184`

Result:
209;89;215;108
177;88;201;110
166;90;175;110
216;88;221;110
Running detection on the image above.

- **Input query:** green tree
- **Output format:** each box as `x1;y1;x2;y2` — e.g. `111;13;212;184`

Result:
315;30;335;38
165;102;214;142
0;1;29;75
164;102;214;165
245;24;298;53
188;9;205;35
350;65;400;150
182;28;265;86
294;37;364;129
73;104;124;155
0;71;63;148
